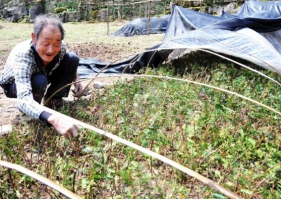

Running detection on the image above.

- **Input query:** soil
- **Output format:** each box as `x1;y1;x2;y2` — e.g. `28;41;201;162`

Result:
0;42;136;127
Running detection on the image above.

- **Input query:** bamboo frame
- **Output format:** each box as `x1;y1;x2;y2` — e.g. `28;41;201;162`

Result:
0;160;82;199
0;98;242;199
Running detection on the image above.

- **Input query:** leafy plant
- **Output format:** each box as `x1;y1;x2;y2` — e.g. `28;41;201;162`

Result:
1;21;281;199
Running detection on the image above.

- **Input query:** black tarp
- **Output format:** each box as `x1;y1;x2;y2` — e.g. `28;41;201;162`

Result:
78;46;164;79
235;0;281;19
111;15;171;37
159;1;281;74
78;1;281;79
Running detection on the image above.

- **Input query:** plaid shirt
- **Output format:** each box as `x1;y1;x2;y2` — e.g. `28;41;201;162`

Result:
0;39;67;119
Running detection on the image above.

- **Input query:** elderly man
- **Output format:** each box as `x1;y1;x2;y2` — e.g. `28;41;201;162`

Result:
0;14;83;138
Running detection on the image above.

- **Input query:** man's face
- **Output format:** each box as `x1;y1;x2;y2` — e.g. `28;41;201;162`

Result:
31;25;62;66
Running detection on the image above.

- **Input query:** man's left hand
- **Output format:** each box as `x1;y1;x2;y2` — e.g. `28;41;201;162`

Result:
73;82;83;97
72;73;84;97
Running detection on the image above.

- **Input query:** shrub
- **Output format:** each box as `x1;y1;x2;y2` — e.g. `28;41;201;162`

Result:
54;7;67;14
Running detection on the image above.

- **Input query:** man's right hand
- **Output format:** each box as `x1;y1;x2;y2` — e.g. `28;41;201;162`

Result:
47;114;80;138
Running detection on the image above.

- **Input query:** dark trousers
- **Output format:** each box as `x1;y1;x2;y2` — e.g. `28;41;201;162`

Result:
2;52;79;103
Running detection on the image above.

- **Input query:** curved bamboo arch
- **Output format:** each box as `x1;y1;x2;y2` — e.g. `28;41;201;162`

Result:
0;160;82;199
1;97;243;198
3;42;281;198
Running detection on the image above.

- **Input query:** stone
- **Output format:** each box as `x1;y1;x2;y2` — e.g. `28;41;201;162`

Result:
0;124;12;136
29;2;44;22
93;81;105;89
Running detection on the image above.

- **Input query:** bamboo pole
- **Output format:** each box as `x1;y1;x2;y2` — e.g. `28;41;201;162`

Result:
164;0;166;14
43;102;243;199
1;97;244;199
130;3;133;20
0;160;82;199
139;2;142;17
147;0;151;35
118;0;121;21
107;2;109;35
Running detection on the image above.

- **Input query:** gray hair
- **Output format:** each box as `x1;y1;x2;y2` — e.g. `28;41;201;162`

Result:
33;14;65;40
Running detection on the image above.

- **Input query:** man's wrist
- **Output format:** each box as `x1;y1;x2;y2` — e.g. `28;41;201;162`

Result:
39;111;52;127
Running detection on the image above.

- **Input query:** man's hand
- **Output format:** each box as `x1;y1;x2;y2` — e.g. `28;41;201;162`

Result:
72;73;83;97
73;82;83;97
47;114;80;138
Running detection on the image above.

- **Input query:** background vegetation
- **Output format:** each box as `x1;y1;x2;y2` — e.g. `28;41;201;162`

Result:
0;0;242;22
0;18;281;199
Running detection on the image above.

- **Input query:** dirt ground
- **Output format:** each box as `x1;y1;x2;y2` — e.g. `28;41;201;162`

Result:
0;42;136;127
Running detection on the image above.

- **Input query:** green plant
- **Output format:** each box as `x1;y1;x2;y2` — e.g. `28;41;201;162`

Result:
54;7;67;14
54;1;80;13
1;21;281;199
89;10;99;20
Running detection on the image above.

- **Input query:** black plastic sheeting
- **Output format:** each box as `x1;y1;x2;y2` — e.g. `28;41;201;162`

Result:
78;1;281;79
163;1;281;42
160;1;281;74
78;46;164;79
111;15;171;37
235;0;281;19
